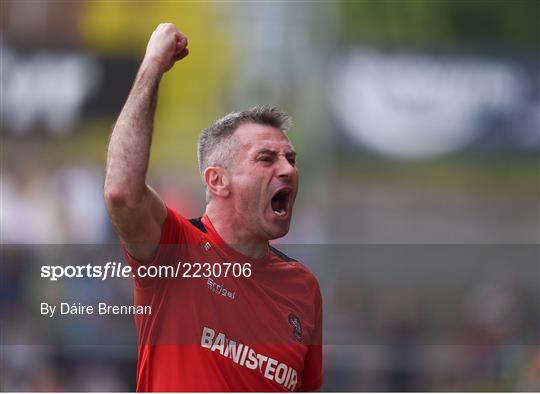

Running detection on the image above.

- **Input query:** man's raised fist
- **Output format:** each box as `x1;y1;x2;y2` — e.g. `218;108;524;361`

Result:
143;23;189;74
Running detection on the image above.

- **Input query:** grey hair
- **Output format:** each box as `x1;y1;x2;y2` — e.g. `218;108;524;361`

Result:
197;106;292;202
198;105;292;174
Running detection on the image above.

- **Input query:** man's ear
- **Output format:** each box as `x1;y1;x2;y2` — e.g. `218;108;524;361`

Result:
204;166;230;198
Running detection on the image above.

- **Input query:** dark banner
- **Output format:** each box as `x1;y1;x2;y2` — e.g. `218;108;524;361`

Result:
2;244;538;346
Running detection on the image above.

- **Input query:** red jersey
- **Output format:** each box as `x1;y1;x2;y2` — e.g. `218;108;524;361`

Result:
123;207;323;392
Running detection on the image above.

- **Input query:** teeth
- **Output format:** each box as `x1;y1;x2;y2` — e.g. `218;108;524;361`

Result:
274;209;286;216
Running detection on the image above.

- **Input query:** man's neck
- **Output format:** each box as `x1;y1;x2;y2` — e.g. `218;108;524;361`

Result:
205;203;269;259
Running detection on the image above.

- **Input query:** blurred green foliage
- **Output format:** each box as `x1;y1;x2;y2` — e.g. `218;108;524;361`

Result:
334;154;538;193
341;0;539;50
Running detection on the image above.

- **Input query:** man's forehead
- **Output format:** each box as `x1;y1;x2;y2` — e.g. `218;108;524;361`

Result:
235;122;293;151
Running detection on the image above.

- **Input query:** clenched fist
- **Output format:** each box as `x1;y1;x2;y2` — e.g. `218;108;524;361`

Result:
143;23;189;74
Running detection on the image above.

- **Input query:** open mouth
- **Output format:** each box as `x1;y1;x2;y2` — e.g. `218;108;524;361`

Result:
270;188;291;217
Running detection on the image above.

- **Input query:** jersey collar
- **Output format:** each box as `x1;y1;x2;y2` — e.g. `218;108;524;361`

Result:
200;213;273;265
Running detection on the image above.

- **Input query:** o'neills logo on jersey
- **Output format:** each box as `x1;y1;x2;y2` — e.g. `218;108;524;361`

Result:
201;326;299;391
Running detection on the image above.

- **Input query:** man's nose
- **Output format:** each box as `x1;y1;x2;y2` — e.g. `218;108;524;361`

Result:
276;156;296;179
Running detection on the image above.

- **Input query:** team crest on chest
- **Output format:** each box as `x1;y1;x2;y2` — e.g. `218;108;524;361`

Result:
288;313;303;342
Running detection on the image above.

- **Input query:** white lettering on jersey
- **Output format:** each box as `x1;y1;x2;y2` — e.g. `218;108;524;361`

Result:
275;362;288;384
207;278;236;300
211;332;226;354
201;326;215;348
200;325;299;391
264;357;278;379
224;339;243;363
245;348;258;370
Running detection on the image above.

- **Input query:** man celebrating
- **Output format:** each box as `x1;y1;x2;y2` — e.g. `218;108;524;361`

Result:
104;23;322;392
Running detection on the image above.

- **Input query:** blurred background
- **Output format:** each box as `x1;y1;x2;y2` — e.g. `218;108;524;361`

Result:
1;0;538;391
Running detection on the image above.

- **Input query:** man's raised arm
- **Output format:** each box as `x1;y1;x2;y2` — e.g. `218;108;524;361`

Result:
104;23;189;262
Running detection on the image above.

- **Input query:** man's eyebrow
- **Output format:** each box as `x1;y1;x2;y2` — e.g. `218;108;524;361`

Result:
256;149;278;156
255;148;297;156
